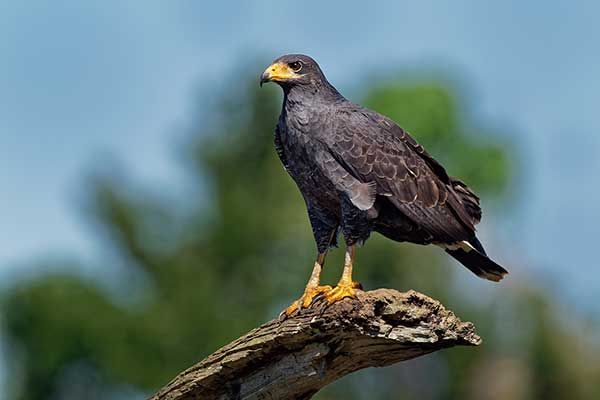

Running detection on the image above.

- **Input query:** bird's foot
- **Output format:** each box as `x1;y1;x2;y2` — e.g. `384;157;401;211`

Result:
324;281;362;305
280;285;333;319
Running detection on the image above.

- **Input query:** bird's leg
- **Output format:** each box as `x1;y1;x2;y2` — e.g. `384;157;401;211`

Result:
324;244;363;304
281;252;333;317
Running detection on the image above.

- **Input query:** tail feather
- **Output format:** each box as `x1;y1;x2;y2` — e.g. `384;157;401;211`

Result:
445;241;508;282
466;236;487;255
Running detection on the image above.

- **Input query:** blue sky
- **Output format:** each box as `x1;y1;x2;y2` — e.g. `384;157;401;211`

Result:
1;1;599;301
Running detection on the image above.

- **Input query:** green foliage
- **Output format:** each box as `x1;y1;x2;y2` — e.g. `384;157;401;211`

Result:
2;70;599;400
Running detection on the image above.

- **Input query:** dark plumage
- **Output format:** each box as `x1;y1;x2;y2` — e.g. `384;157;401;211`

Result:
260;54;507;315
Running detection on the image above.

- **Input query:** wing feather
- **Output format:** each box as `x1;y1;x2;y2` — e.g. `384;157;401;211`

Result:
321;105;481;243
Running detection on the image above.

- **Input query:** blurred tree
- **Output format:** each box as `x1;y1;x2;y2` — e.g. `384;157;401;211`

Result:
2;68;599;400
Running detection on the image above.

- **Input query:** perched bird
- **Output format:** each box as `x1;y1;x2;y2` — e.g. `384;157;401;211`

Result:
260;54;508;317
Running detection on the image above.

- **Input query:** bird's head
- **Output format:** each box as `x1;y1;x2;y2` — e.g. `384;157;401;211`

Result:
260;54;326;89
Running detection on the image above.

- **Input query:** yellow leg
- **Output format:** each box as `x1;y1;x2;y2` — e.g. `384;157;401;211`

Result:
324;245;362;305
282;252;332;317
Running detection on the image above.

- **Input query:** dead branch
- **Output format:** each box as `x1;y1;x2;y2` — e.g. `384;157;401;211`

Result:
150;289;481;400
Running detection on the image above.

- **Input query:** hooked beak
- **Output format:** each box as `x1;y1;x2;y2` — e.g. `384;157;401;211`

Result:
259;62;297;87
259;70;270;87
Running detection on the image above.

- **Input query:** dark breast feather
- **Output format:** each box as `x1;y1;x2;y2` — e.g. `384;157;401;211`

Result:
274;122;290;170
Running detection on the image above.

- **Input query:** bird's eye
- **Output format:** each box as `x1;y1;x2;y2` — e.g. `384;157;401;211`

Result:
289;61;302;72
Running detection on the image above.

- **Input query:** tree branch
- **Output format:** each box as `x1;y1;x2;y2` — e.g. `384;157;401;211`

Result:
150;289;481;400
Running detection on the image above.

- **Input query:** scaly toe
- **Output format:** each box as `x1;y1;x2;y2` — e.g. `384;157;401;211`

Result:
301;285;332;308
280;300;300;320
324;282;361;305
280;285;333;319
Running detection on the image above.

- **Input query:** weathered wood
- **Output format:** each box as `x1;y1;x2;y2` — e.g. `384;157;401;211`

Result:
150;289;481;400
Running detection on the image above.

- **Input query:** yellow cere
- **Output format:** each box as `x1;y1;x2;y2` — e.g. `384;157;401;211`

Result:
263;62;297;81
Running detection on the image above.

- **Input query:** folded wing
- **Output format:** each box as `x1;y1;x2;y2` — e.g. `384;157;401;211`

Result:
321;106;481;245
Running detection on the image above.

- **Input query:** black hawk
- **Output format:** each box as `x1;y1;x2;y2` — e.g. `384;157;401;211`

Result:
260;54;508;316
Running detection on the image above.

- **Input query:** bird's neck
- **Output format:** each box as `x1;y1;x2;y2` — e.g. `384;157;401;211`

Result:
283;81;344;109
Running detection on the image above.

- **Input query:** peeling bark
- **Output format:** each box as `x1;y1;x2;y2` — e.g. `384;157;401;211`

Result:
150;289;481;400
